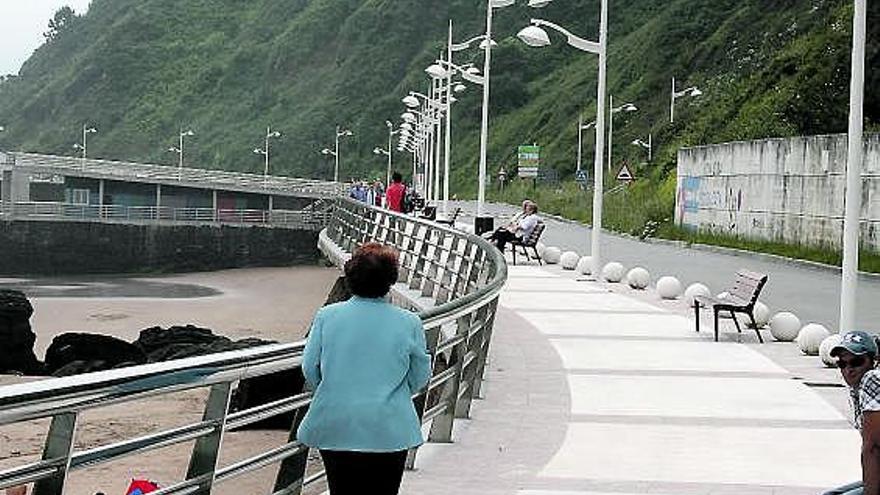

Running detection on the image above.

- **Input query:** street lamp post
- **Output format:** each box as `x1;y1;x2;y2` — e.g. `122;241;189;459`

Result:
168;129;195;170
476;0;515;227
840;0;867;333
322;126;353;182
576;116;596;174
518;0;609;278
670;77;702;123
253;127;282;181
631;134;652;162
73;124;98;167
607;96;638;172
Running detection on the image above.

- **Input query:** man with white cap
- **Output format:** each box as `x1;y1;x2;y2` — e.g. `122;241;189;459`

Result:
823;331;880;495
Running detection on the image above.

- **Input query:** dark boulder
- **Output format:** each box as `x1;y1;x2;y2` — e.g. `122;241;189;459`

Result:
231;369;306;430
0;290;44;375
134;325;232;362
52;360;109;377
45;333;147;375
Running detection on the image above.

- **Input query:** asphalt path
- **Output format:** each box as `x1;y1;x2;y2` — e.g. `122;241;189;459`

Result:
450;200;880;332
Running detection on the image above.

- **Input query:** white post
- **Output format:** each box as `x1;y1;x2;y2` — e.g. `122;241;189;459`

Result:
443;20;453;216
179;131;184;169
334;126;340;183
607;94;614;172
670;77;676;123
82;124;88;160
477;0;494;219
840;0;867;333
264;126;271;177
387;126;393;187
576;114;583;173
648;133;653;162
434;77;442;204
590;0;608;278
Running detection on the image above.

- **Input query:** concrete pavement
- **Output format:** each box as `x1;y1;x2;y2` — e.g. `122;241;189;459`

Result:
401;259;861;495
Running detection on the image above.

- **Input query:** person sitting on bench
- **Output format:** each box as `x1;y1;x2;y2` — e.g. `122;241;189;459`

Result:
488;202;539;253
484;200;532;239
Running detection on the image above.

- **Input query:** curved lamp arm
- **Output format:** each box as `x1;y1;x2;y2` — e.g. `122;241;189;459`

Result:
451;34;488;52
530;18;601;54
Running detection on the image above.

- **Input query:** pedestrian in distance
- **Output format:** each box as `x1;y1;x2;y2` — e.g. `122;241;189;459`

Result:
297;243;432;495
386;172;406;213
823;330;880;495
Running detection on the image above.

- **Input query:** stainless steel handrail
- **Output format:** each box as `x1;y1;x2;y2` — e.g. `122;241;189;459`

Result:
0;201;329;230
0;197;507;495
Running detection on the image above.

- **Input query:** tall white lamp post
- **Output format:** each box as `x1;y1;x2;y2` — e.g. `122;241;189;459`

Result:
253;126;281;179
375;120;398;186
476;0;516;230
607;96;638;172
670;78;702;123
73;124;98;165
518;0;609;278
840;0;867;333
322;126;354;182
631;134;652;162
576;116;595;174
168;129;194;169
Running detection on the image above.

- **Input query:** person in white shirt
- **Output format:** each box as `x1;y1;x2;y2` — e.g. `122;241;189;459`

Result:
488;202;539;253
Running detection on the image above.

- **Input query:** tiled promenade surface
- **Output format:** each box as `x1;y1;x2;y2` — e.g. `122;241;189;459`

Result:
401;262;861;495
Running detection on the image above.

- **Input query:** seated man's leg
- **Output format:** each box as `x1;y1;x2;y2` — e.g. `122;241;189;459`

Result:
822;481;863;495
495;231;516;252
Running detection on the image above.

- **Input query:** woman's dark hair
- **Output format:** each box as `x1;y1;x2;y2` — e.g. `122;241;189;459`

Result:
344;243;400;298
392;172;403;183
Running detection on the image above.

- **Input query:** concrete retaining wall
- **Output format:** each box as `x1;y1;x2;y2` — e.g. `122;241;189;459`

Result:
0;220;320;275
676;133;880;250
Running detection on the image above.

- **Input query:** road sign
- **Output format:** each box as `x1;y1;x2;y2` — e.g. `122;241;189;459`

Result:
616;163;635;182
518;145;540;178
575;169;588;184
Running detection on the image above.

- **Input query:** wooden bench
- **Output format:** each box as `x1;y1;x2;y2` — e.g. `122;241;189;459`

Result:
435;207;462;227
509;221;546;265
694;269;769;343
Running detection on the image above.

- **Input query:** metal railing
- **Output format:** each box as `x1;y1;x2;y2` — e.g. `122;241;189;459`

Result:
6;152;346;199
0;198;507;494
0;201;329;230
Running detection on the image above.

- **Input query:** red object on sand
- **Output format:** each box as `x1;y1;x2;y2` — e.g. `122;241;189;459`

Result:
125;479;159;495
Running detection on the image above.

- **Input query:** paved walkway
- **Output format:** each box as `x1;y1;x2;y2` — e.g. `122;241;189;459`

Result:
450;200;880;331
401;261;861;495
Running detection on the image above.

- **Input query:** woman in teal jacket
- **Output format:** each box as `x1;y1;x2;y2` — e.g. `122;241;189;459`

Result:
297;242;432;495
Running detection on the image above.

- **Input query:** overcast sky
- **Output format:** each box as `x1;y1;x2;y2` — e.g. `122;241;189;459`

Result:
0;0;93;75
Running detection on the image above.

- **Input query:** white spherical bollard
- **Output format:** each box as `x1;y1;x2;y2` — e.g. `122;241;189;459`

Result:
536;242;547;258
797;323;831;356
684;283;711;308
626;267;651;290
656;276;683;300
819;334;844;368
576;256;593;275
602;262;626;283
543;246;562;264
769;312;801;342
752;301;771;328
560;251;580;270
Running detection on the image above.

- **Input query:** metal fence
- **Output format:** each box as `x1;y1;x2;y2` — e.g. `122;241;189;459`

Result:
6;152;345;199
0;198;507;495
0;201;329;231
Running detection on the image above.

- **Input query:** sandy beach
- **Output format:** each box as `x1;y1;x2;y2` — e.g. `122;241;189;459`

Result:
0;265;340;494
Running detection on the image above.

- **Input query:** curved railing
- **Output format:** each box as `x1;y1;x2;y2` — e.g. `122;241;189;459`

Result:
0;198;507;494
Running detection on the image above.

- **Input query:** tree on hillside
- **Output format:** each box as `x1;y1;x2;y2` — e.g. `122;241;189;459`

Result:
44;6;76;42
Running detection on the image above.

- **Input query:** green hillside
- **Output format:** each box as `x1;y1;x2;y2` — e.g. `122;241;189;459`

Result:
0;0;877;197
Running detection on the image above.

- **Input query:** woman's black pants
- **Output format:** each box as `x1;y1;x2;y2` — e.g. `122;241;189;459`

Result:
489;229;517;252
320;449;408;495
